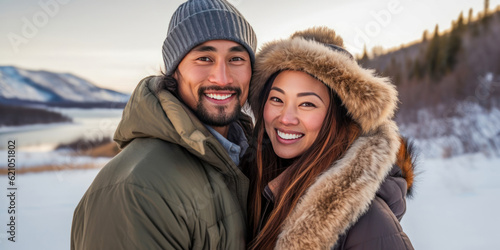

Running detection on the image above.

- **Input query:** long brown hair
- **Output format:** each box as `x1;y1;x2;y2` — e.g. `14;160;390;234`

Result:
243;71;361;249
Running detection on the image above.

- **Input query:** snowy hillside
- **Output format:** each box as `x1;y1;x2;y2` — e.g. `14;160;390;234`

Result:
399;102;500;158
0;66;129;104
398;73;500;158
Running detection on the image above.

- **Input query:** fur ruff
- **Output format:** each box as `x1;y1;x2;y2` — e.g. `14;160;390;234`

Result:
249;27;398;133
275;121;401;249
396;136;417;196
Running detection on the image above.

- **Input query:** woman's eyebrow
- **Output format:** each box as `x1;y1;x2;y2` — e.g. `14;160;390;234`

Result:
297;92;323;102
271;87;324;103
270;87;284;94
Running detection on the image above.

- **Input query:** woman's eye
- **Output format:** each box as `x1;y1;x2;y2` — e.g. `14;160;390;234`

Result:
300;102;316;108
269;97;282;103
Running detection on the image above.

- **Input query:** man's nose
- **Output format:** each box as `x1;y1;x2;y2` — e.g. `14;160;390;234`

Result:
208;61;233;86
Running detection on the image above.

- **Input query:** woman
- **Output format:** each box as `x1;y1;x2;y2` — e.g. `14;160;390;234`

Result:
243;27;416;249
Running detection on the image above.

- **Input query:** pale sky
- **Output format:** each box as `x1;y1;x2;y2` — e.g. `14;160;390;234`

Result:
1;0;498;93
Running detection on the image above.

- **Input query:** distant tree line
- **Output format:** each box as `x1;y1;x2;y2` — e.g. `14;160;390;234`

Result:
55;136;112;152
360;2;497;81
410;3;493;81
0;103;72;126
357;1;500;121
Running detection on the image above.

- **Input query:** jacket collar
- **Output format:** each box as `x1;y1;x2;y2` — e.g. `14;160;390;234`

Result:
205;122;249;166
114;76;248;174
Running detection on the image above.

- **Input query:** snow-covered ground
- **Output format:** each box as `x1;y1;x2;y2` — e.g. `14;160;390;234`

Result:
0;153;499;249
402;153;500;249
0;169;101;250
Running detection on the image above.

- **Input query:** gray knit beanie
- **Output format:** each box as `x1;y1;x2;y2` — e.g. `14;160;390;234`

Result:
162;0;257;75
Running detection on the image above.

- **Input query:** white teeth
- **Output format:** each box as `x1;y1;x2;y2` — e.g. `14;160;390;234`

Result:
206;93;232;100
277;130;303;140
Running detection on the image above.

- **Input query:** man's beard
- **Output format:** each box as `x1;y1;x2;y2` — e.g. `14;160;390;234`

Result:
195;86;242;127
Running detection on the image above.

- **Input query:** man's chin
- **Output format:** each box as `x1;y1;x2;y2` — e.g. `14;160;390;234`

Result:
196;105;241;127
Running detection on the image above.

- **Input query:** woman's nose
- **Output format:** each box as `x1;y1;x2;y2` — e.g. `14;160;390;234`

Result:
279;105;299;125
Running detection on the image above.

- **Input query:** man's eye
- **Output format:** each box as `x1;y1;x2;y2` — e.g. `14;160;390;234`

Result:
197;57;212;62
230;57;244;62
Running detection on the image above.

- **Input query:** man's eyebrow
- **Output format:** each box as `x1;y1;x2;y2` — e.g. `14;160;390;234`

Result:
230;45;246;52
297;92;324;102
191;45;246;53
193;45;216;52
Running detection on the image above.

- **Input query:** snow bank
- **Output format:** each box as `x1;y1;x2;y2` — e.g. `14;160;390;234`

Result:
399;103;500;158
401;153;500;249
0;169;100;249
0;153;498;249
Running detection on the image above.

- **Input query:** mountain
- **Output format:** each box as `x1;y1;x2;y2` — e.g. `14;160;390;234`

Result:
0;66;129;107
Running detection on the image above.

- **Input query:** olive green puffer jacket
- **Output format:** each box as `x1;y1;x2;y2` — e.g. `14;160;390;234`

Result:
71;76;251;249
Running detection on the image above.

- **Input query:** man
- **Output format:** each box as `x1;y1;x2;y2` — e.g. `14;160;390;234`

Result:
71;0;257;249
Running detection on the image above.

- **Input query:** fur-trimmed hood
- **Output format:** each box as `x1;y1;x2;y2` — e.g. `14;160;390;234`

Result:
249;26;397;133
249;27;415;249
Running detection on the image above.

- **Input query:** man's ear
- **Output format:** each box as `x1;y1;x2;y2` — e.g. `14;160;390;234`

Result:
172;69;179;82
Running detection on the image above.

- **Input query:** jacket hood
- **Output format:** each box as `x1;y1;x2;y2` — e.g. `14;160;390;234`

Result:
263;27;415;249
113;76;251;172
249;26;398;133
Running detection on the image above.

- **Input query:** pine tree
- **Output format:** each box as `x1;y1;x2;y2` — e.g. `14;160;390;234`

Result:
425;25;442;79
483;0;490;26
484;0;490;17
358;45;370;66
469;8;480;36
445;20;461;71
362;45;369;60
422;30;428;42
468;8;474;24
456;11;465;33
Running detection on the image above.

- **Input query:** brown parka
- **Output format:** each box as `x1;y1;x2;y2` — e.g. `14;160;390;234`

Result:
248;27;416;250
